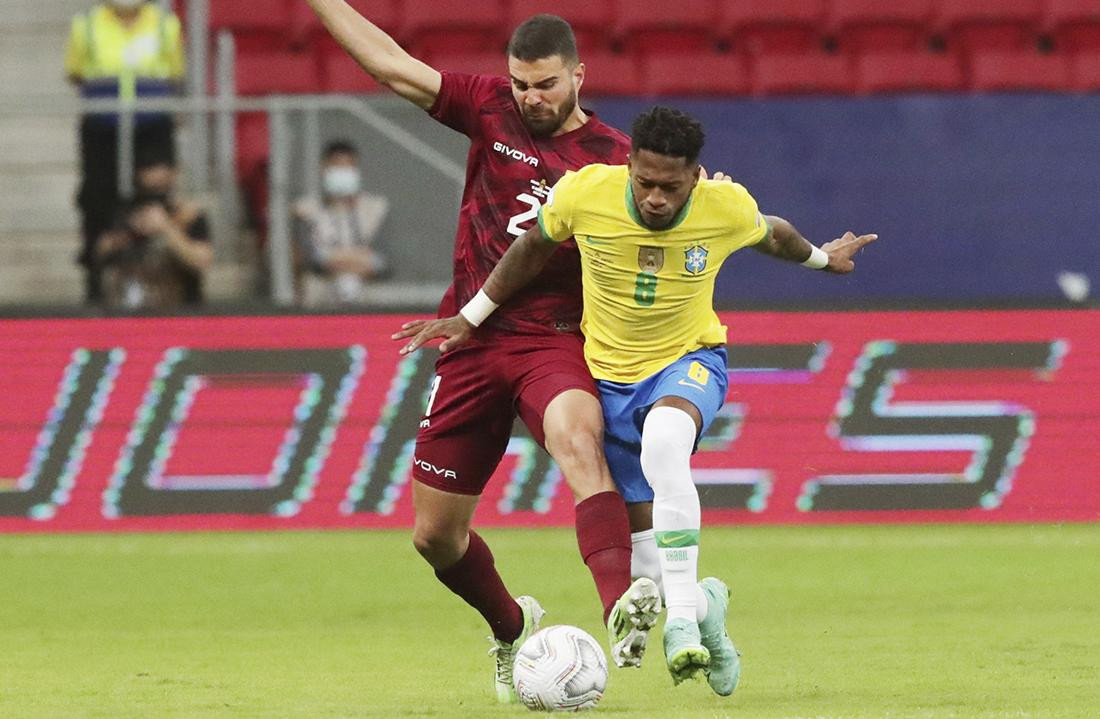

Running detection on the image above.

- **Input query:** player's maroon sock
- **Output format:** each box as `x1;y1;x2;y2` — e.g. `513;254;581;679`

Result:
434;530;524;643
575;491;633;622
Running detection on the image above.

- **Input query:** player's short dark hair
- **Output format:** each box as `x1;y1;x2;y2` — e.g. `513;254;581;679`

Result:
631;106;706;166
323;140;358;160
507;14;579;66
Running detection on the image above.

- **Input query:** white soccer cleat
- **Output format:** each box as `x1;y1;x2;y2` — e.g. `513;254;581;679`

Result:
606;577;663;668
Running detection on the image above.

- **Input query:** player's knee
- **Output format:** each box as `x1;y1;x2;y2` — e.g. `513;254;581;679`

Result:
546;424;601;472
640;408;695;483
411;522;465;567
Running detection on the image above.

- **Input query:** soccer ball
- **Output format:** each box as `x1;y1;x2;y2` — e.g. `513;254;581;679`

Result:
513;625;608;712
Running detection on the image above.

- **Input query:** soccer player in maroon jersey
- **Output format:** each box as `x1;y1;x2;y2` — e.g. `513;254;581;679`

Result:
305;2;660;702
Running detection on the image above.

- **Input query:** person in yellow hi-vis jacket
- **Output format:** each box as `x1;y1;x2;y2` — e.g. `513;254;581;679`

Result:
65;0;185;303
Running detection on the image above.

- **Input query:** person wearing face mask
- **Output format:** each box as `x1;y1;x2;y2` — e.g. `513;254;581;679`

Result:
95;156;213;310
292;141;390;306
65;0;186;304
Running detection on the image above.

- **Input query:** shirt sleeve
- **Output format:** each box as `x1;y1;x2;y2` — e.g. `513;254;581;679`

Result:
727;183;770;250
65;15;86;79
536;171;579;243
427;72;503;137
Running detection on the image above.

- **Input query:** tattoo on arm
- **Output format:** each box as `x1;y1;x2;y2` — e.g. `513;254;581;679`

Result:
483;227;560;305
755;215;815;263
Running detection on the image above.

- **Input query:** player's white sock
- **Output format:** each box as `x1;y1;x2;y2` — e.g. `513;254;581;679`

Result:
631;529;662;590
641;406;703;625
634;527;709;622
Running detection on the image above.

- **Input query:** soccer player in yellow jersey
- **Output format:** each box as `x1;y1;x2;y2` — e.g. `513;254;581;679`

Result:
400;106;877;693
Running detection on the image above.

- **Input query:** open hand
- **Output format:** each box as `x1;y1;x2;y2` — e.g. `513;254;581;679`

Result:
391;315;474;355
821;232;879;273
700;166;733;183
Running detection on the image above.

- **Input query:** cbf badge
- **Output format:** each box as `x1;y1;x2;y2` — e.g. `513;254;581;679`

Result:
638;246;664;273
684;245;709;275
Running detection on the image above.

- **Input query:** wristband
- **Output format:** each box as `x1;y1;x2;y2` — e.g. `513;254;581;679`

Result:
459;289;499;327
801;245;829;270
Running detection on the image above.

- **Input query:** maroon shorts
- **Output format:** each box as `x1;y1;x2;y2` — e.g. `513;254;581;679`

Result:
411;332;596;495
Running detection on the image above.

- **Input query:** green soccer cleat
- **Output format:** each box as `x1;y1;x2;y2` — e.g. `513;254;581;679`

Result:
662;617;710;685
698;577;742;696
487;595;545;704
606;577;662;668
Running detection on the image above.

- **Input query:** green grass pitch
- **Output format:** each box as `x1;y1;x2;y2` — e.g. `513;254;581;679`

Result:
2;524;1098;718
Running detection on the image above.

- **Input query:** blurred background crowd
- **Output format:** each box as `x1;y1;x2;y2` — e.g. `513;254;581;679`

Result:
2;0;1097;312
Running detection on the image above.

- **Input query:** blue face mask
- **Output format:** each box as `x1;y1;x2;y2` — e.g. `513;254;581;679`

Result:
323;167;361;198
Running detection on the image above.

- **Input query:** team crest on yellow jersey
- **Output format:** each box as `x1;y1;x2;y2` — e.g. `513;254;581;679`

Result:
638;246;664;273
685;245;709;275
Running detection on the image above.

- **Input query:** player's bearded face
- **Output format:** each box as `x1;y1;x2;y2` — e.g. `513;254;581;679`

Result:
508;56;581;137
628;150;701;230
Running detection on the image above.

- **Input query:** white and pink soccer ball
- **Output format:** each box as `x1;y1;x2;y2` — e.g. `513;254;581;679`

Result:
513;625;608;712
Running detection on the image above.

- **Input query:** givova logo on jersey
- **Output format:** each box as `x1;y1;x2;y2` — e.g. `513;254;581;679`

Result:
493;141;539;167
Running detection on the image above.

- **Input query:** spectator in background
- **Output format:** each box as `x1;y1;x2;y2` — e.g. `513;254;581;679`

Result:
96;158;212;310
293;141;391;306
65;0;185;304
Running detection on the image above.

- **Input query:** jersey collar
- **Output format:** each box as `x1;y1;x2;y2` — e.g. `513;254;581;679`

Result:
624;181;694;231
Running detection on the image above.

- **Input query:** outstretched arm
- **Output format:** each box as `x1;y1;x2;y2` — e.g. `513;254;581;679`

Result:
757;215;877;274
306;0;441;109
393;226;560;354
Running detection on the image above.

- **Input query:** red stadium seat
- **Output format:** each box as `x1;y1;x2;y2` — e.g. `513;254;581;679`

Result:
578;51;642;96
321;52;383;94
855;51;964;93
613;0;719;54
720;0;827;55
402;0;507;59
751;53;853;95
507;0;616;53
969;51;1070;92
235;51;320;95
936;0;1043;55
1045;0;1100;53
828;0;935;53
642;52;749;96
210;0;290;53
1070;51;1100;90
235;113;269;183
432;52;509;78
290;0;401;48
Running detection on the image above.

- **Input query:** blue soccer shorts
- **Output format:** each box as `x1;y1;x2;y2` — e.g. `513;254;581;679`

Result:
596;346;729;503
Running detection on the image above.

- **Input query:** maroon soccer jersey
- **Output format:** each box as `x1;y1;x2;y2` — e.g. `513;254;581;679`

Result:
428;72;631;337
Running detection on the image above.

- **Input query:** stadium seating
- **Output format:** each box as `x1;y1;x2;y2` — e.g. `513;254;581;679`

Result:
235;51;319;95
828;0;935;54
969;51;1071;91
855;52;964;93
613;0;719;54
432;52;508;78
508;0;616;53
751;53;853;95
577;51;642;96
321;52;383;94
642;53;750;96
402;0;506;60
1044;0;1100;53
290;0;402;49
1070;51;1100;89
720;0;827;55
209;0;290;53
936;0;1044;56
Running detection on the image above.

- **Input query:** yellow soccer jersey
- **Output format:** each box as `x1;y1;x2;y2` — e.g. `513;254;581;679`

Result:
537;163;768;383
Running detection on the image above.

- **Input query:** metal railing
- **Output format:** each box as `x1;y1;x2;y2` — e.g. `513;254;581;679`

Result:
6;89;465;306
